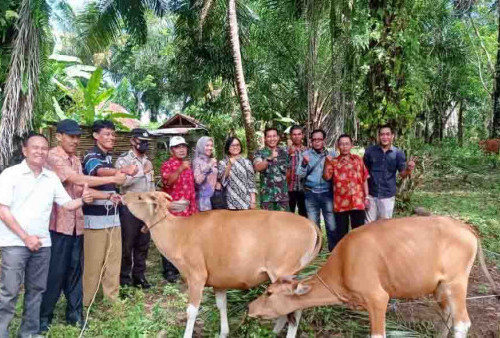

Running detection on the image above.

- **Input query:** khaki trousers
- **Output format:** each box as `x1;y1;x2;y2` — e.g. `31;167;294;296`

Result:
365;196;396;223
83;227;122;306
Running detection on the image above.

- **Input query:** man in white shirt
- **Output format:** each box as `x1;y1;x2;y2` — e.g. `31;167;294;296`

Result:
0;134;92;338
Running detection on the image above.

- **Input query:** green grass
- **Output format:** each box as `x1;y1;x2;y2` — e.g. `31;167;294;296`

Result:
5;140;500;337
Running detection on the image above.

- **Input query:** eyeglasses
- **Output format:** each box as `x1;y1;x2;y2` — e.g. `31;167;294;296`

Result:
312;138;324;142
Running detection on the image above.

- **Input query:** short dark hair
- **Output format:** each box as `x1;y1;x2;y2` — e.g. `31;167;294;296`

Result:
22;133;48;147
290;125;303;134
337;134;352;144
224;136;243;155
378;124;393;134
310;129;326;139
264;127;279;137
92;120;115;134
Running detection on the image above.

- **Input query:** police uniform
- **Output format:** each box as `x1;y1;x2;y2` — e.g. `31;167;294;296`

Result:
116;129;154;288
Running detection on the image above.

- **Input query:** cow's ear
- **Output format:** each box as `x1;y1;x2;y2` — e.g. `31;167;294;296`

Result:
294;283;311;296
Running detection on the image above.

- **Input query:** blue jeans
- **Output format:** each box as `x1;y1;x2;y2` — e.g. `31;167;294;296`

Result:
304;190;336;251
0;246;51;338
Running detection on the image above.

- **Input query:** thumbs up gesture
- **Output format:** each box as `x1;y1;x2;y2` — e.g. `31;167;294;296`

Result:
82;183;93;204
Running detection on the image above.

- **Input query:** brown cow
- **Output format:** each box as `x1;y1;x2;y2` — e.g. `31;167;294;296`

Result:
122;191;322;338
248;216;498;338
479;139;500;155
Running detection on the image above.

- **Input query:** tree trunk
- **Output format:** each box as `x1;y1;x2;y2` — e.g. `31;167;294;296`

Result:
227;0;256;158
492;5;500;138
458;100;464;147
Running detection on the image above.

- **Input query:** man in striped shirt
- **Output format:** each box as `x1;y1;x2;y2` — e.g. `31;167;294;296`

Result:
82;120;136;305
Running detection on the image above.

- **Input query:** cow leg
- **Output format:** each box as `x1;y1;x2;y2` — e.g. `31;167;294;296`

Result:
184;280;205;338
215;289;229;338
366;294;389;338
434;283;452;338
447;282;471;338
273;316;287;334
285;309;302;338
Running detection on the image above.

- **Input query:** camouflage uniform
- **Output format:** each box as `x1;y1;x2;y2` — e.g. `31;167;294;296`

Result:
253;147;290;211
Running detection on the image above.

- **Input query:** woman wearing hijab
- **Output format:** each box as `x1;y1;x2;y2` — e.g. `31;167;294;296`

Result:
218;136;257;210
193;136;218;211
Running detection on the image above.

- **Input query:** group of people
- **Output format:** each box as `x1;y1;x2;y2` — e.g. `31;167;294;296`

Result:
0;118;414;337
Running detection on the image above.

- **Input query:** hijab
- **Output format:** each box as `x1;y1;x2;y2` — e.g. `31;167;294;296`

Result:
194;136;214;163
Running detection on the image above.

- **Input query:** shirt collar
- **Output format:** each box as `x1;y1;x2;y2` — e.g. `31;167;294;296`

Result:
93;145;110;157
53;145;70;160
20;159;50;177
128;149;147;162
377;145;395;153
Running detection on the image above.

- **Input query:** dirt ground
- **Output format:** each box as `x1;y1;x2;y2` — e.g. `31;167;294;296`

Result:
395;261;500;337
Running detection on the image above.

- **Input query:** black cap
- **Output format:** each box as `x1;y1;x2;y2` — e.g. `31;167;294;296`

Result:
131;128;151;140
56;119;82;135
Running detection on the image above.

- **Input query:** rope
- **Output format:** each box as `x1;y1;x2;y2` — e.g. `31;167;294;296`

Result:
79;201;119;338
394;294;498;306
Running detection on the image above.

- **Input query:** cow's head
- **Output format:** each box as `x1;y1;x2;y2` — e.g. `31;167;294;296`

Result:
248;277;312;319
122;192;188;227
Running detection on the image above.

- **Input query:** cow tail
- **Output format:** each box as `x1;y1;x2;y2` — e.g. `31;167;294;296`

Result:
311;221;323;259
476;239;500;299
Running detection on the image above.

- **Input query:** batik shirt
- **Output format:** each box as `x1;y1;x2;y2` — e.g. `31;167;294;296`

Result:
161;157;198;216
253;147;290;203
329;154;369;212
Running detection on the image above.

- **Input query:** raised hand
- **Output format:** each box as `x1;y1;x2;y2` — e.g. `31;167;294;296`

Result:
302;155;310;165
272;149;278;159
144;161;153;174
82;183;93;204
121;164;139;176
180;160;191;171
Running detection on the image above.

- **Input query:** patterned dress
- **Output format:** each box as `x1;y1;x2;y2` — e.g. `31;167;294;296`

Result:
218;157;256;210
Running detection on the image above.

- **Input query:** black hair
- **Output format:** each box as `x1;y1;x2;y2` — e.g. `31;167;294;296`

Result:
22;133;48;147
264;127;279;137
310;129;326;139
337;134;353;144
378;124;393;134
224;136;243;155
290;125;303;134
92;120;115;134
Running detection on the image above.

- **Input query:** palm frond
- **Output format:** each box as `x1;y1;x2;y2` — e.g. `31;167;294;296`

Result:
0;0;52;169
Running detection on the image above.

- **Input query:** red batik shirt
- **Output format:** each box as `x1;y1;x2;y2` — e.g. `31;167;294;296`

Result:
332;154;369;212
161;157;198;216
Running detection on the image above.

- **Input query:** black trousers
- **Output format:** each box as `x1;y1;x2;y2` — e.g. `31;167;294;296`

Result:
119;205;151;283
40;232;83;329
334;210;366;243
288;191;307;217
162;257;179;276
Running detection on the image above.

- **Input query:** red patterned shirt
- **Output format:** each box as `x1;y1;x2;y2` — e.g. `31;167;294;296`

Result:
331;154;369;212
161;157;198;216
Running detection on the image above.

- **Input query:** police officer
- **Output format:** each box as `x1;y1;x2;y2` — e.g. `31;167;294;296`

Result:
116;128;155;288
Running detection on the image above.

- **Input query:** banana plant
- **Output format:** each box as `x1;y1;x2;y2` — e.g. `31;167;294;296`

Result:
50;64;137;126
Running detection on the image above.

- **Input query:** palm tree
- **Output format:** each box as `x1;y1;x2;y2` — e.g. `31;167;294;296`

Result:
0;0;52;170
197;0;257;156
76;0;170;53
